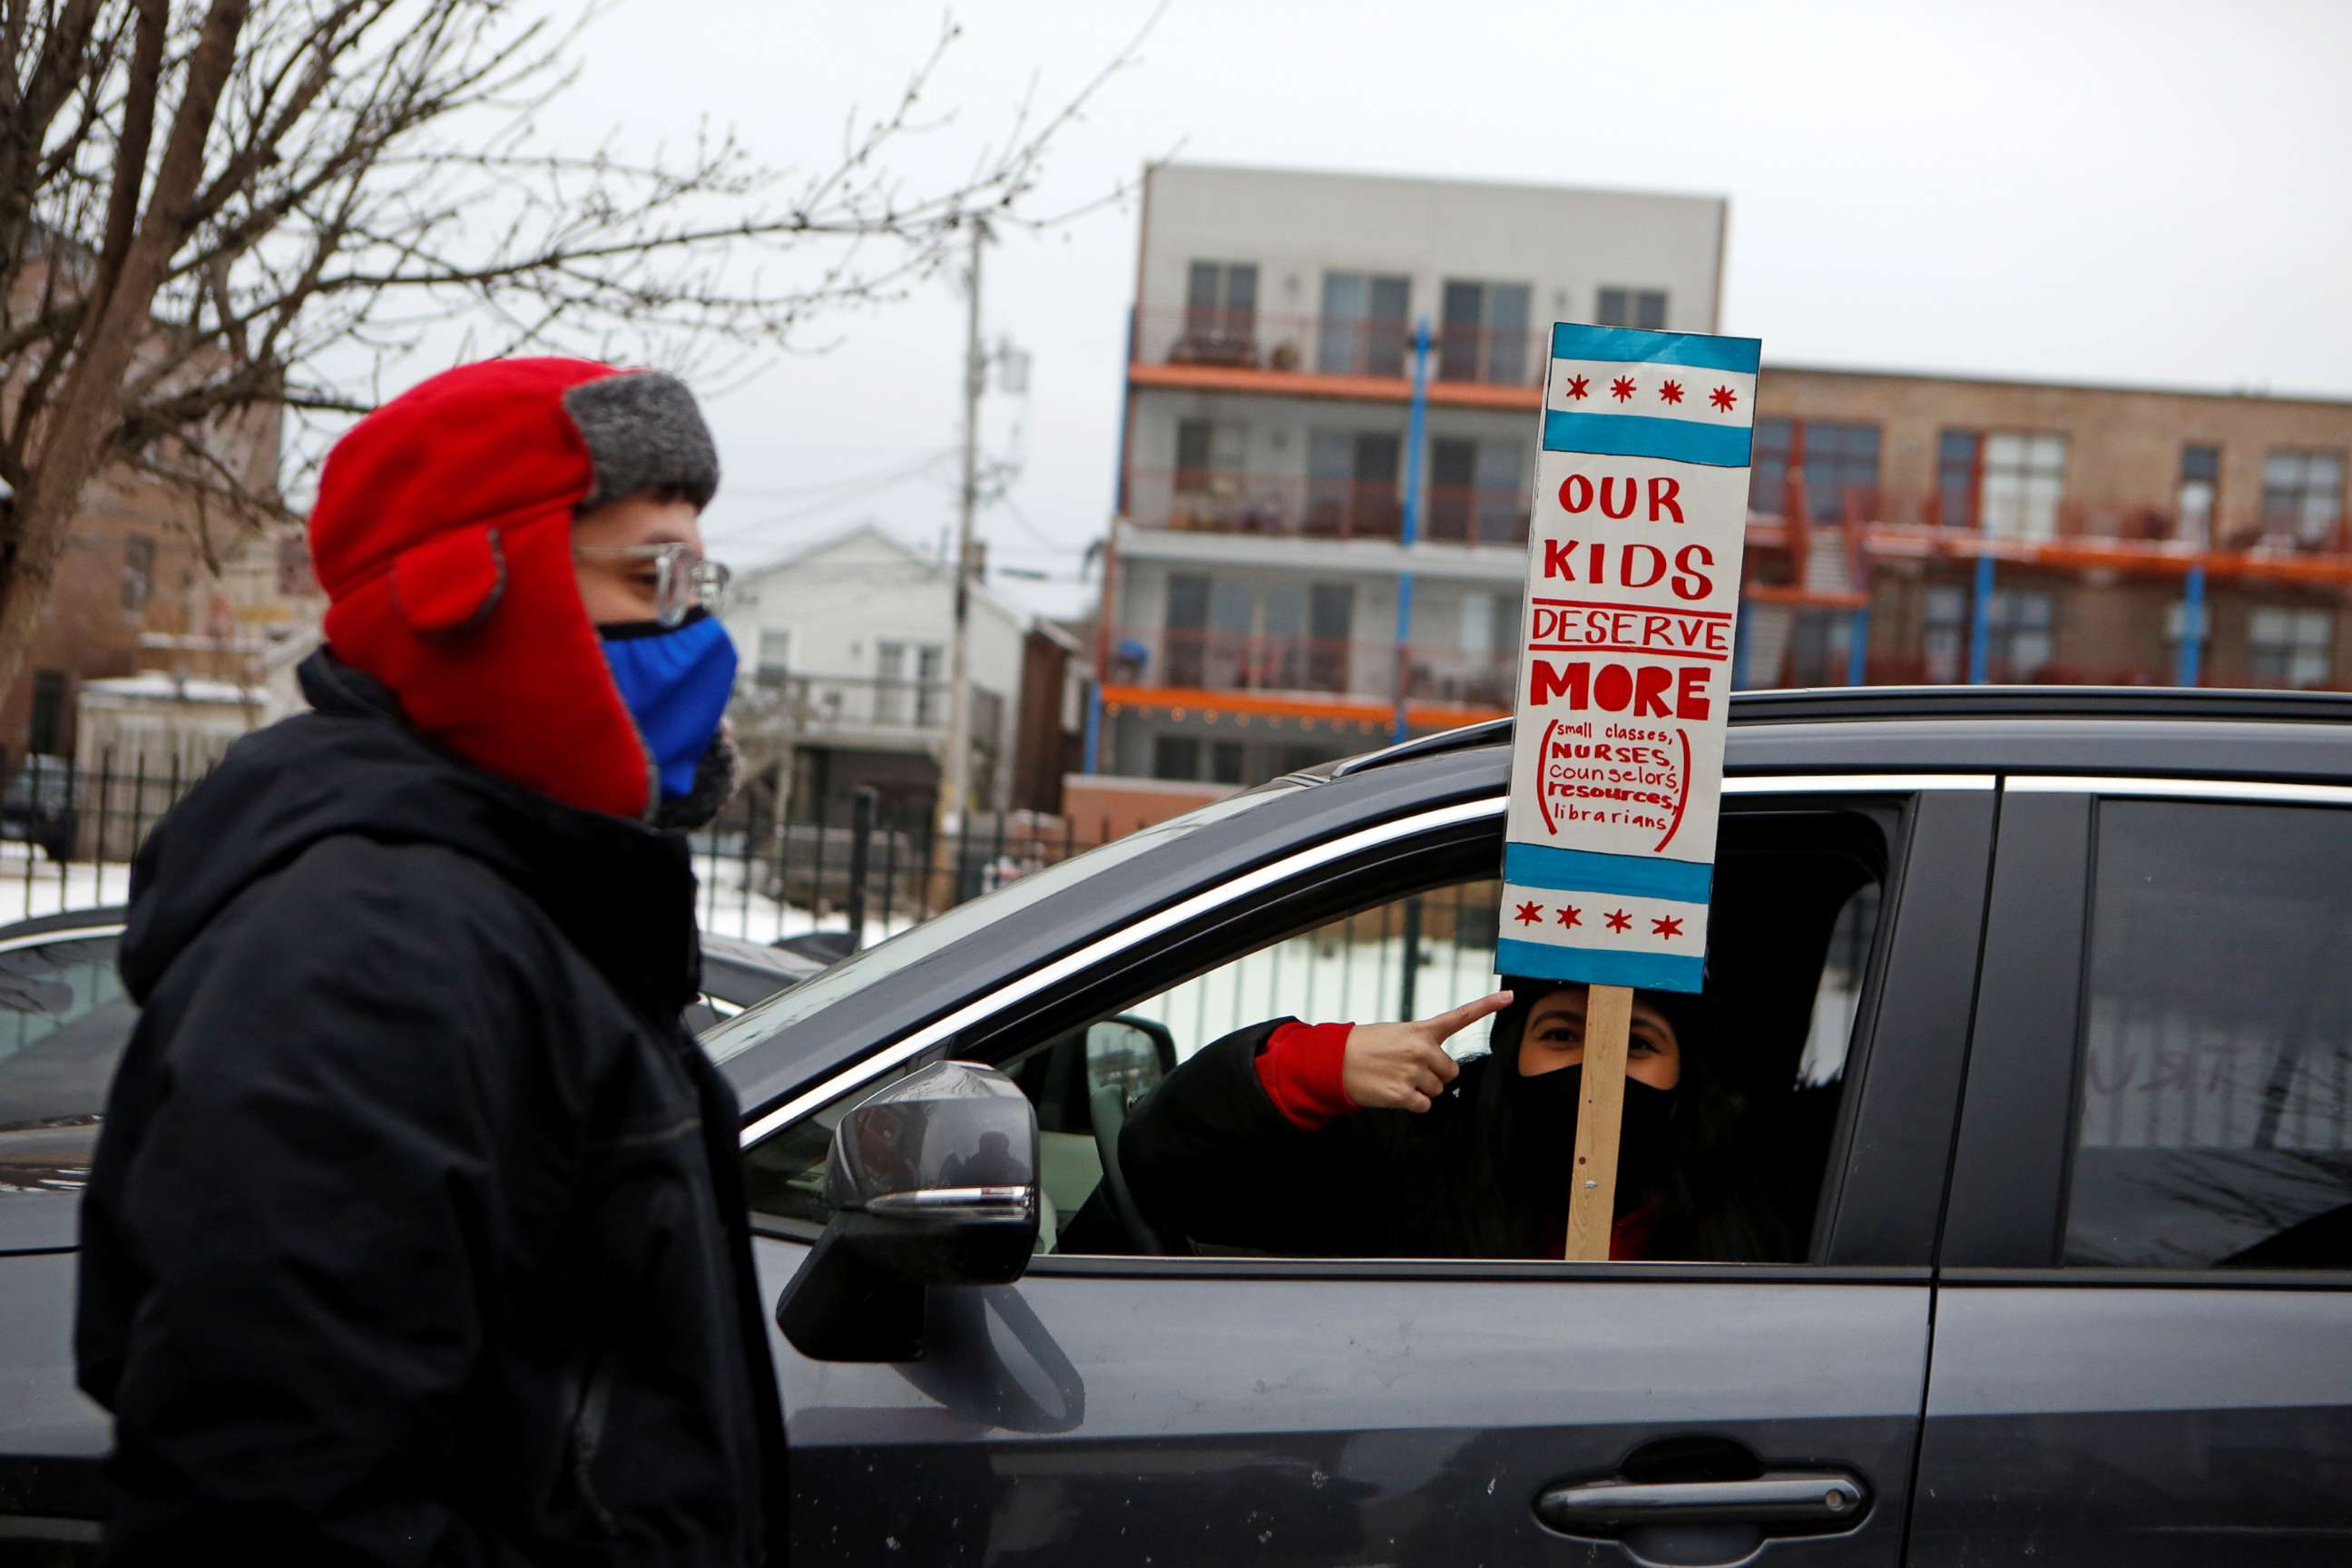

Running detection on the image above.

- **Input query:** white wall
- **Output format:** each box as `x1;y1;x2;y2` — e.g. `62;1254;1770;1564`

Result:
1137;162;1726;354
723;528;1027;805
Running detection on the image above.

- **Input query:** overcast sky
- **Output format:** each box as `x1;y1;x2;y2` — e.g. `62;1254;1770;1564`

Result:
539;0;2352;622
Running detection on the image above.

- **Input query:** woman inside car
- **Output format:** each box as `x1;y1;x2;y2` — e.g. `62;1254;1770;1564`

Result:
1116;978;1789;1261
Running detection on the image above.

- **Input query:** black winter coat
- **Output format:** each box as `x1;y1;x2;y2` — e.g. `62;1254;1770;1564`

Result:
75;652;787;1566
1119;1019;1573;1259
1121;1015;1788;1263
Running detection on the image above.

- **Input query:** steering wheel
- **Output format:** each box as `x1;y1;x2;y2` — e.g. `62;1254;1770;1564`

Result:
1088;1083;1167;1254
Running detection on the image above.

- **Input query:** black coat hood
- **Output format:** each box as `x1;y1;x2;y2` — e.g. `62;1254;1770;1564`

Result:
120;649;701;1016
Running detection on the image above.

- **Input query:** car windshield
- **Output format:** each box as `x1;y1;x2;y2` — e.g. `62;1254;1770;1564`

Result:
0;929;134;1191
698;780;1307;1065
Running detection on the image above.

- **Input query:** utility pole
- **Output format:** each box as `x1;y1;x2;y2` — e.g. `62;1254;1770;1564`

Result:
936;218;988;838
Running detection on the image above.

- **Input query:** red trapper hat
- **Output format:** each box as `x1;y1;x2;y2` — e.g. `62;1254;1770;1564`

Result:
309;358;721;820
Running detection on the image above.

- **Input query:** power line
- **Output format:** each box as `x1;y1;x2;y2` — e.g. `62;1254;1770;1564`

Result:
703;451;958;543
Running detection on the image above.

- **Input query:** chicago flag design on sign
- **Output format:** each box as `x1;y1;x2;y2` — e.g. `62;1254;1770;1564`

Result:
1500;323;1761;994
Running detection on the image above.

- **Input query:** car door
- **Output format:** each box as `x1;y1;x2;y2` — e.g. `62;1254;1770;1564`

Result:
742;776;1995;1567
0;920;140;1554
1915;777;2352;1565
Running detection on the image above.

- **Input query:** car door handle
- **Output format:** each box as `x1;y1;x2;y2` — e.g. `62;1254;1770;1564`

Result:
1535;1470;1868;1536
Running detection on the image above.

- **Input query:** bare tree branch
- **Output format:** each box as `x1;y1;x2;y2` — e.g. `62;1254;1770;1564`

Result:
0;0;1161;695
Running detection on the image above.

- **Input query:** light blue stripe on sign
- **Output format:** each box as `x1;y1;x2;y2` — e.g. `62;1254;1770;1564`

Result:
1550;324;1762;374
1496;938;1707;995
1504;844;1713;903
1543;410;1753;468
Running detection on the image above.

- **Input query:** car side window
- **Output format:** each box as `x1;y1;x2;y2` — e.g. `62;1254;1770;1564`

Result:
0;934;135;1190
2062;800;2352;1269
744;803;1894;1264
1104;810;1884;1262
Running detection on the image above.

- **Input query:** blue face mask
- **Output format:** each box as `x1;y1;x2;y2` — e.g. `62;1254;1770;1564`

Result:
600;612;739;799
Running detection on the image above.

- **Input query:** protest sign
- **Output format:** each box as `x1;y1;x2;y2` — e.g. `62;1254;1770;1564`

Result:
1495;322;1760;1257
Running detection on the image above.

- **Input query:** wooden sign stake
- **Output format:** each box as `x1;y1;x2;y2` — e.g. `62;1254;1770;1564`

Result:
1563;983;1633;1260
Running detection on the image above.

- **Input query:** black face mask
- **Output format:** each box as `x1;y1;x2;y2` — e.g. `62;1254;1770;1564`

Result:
1501;1062;1681;1217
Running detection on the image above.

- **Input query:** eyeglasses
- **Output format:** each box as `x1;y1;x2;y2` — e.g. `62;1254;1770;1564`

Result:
573;543;731;627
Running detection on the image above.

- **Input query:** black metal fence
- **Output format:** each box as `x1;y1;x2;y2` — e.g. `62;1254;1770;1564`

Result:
691;784;1118;949
0;753;1113;952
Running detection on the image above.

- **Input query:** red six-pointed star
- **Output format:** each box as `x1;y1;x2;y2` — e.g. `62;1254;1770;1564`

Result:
1556;905;1583;929
1709;385;1738;412
1564;374;1591;401
1658;379;1685;406
1603;908;1633;933
1610;376;1637;403
1514;899;1544;926
1651;916;1685;940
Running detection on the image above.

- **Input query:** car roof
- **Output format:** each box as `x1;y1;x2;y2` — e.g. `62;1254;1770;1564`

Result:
0;906;129;945
1328;685;2352;783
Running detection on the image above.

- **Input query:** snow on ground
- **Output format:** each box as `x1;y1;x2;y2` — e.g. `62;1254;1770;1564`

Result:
0;844;125;924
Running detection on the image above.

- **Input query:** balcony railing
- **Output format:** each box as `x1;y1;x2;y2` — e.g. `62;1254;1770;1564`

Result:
1139;467;1403;541
1423;483;1530;546
1130;467;1529;546
1105;629;1516;710
1149;629;1357;695
747;671;951;730
1132;308;1544;388
1402;647;1518;710
1758;480;2352;554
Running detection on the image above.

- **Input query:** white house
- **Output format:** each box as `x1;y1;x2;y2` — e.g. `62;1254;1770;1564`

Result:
720;522;1031;825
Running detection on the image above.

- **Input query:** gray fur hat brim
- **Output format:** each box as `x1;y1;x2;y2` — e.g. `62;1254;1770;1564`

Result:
564;371;720;511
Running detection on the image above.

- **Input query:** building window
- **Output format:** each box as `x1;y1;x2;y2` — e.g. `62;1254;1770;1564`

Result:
275;534;311;597
1595;288;1668;329
1318;271;1410;377
1936;430;1980;527
1746;419;1879;522
1152;734;1200;781
1750;418;1793;515
2248;606;2332;689
122;534;156;615
2163;598;2209;673
1162;574;1352;694
1209;740;1247;786
1437;279;1532;386
1426;436;1527;544
2260;448;2345;546
1939;430;2081;539
28;670;65;756
875;641;945;724
1923;585;2053;682
1306;430;1402;539
1172;418;1249;495
2176;444;2220;547
1181;260;1259;360
755;629;791;690
915;643;945;727
875;641;906;723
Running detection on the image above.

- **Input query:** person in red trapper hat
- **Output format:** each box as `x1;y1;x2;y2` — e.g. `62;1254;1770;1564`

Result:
74;358;786;1564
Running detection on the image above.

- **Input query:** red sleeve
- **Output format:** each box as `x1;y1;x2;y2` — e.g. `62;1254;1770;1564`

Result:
1252;1021;1357;1130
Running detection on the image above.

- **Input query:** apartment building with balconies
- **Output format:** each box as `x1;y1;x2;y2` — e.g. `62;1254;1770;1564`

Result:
1744;367;2352;691
1087;163;2352;816
1093;162;1730;787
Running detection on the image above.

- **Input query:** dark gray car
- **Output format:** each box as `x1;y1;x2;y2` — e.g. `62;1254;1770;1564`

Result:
5;687;2350;1564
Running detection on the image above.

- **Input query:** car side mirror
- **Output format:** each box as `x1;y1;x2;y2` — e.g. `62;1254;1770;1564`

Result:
1083;1014;1177;1103
776;1061;1041;1362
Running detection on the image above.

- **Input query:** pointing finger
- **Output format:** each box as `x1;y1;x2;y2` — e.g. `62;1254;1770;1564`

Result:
1423;990;1514;1041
